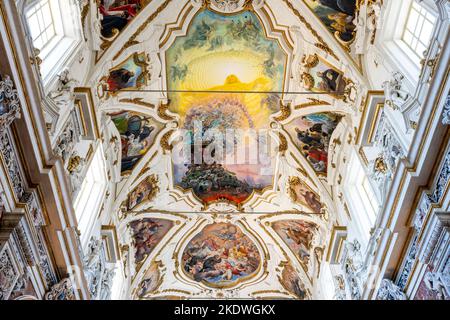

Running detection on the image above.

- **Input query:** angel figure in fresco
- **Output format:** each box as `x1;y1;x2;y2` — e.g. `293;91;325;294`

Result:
99;0;135;38
283;229;311;265
300;189;323;213
317;68;344;93
107;68;135;91
131;219;162;262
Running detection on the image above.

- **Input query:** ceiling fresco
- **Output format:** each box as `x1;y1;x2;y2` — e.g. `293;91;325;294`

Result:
108;111;163;174
127;174;159;210
181;222;261;288
287;176;323;213
285;112;342;175
272;219;319;275
130;218;174;265
136;261;163;298
95;0;152;59
279;262;310;299
303;0;357;45
89;0;367;300
165;9;287;205
122;214;321;299
100;52;149;98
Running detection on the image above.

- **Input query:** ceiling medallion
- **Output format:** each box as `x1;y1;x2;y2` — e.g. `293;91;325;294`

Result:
181;222;262;289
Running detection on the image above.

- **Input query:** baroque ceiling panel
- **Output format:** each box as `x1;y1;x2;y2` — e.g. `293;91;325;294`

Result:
165;8;288;206
108;110;164;174
85;0;368;300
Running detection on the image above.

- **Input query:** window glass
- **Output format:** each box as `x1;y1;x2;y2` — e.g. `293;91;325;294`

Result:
345;151;380;241
402;1;437;59
26;0;57;51
74;146;107;241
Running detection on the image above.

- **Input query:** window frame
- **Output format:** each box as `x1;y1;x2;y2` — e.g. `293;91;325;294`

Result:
73;145;108;247
25;0;58;52
344;150;380;244
401;1;437;63
22;0;84;88
377;0;438;85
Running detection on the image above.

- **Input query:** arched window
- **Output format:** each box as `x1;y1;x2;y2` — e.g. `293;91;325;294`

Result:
23;0;83;87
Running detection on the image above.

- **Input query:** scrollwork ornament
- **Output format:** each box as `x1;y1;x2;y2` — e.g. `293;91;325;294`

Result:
0;247;18;300
205;0;253;13
44;278;76;300
376;279;407;300
0;75;21;129
442;94;450;125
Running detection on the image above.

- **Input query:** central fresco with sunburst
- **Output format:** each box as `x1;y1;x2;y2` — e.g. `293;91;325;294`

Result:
166;9;287;205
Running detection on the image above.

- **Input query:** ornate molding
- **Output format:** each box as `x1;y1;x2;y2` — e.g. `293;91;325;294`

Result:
442;93;450;125
0;244;19;300
273;103;291;122
113;0;173;61
160;130;175;151
83;237;115;300
281;0;339;61
382;72;411;111
342;240;363;300
0;75;21;129
368;112;405;201
44;278;76;300
397;144;450;290
376;279;407;300
294;98;330;110
203;0;255;13
119;98;156;109
334;275;346;300
157;103;176;121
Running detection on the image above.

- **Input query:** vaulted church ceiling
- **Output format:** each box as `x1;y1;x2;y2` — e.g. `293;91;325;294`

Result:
85;0;367;299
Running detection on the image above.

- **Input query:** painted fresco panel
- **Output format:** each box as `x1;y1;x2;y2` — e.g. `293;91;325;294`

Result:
182;223;261;288
130;218;174;264
166;10;287;205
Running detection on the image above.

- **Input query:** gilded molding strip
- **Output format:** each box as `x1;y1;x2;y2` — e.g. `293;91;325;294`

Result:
294;98;331;110
157;104;176;121
119;98;156;109
273;103;291;122
113;0;173;61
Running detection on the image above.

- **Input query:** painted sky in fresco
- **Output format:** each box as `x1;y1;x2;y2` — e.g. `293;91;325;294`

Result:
166;9;287;205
